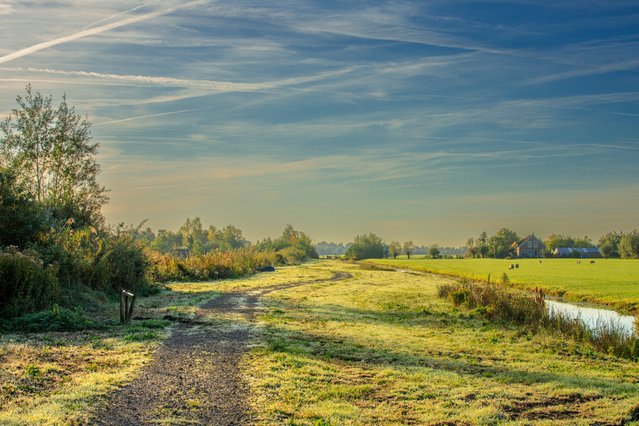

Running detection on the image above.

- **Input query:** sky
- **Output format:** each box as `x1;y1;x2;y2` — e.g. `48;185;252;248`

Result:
1;1;638;245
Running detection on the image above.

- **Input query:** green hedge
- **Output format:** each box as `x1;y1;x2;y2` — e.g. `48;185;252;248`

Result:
0;252;59;318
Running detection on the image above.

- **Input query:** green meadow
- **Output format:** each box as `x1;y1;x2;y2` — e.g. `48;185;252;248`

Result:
368;258;639;313
238;261;639;424
2;261;639;424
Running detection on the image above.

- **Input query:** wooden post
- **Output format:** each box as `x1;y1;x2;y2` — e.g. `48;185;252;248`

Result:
119;288;136;323
119;289;125;323
127;294;137;322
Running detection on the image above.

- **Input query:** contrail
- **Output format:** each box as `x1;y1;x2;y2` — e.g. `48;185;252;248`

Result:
1;66;356;92
0;1;203;65
79;4;150;30
94;108;206;126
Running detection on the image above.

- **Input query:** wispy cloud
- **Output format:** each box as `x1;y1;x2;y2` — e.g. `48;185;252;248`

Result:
527;58;639;85
1;66;356;94
0;1;203;65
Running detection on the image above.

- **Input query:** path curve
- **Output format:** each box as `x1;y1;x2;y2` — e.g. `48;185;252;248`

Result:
95;270;351;425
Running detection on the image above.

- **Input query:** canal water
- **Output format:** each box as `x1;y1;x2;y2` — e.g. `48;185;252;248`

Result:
545;299;636;336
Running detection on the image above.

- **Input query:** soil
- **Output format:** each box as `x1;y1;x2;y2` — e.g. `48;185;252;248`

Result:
94;270;351;425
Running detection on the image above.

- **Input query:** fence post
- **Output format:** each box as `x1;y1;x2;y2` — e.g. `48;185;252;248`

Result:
119;288;136;323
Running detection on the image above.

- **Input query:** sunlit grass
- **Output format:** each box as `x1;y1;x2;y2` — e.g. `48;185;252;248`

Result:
0;329;166;425
244;261;639;424
369;258;639;313
4;261;639;424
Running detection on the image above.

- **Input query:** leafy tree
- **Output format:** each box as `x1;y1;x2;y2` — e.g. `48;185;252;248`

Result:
545;234;594;252
388;241;402;259
429;244;441;259
345;233;384;260
478;231;489;258
150;229;182;254
403;241;415;259
269;224;318;261
219;224;247;251
619;230;639;259
487;228;519;258
0;86;107;227
179;217;208;254
466;237;477;258
598;231;622;259
0;168;44;248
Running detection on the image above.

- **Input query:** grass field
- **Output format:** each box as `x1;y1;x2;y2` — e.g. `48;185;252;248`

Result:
3;260;639;424
367;258;639;313
237;261;639;424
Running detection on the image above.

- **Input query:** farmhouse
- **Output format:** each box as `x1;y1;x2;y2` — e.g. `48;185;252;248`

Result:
511;234;545;258
552;247;602;258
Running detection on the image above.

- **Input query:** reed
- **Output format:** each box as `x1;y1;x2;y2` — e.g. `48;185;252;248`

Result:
438;279;639;360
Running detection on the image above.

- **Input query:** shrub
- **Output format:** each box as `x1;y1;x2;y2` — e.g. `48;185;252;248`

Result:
1;304;101;332
92;235;147;293
0;251;59;318
146;248;278;283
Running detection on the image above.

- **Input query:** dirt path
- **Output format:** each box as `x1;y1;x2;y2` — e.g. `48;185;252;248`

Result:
95;270;351;425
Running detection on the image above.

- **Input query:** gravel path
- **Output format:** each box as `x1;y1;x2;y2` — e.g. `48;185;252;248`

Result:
95;270;351;425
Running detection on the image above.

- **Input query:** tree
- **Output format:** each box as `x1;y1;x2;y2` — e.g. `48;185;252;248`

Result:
0;86;107;226
388;241;401;259
545;234;594;252
403;241;415;259
466;237;477;258
619;230;639;259
345;233;384;260
487;228;519;258
598;231;622;259
479;244;490;258
0;167;44;248
478;231;489;258
271;224;318;260
179;217;208;254
429;244;441;259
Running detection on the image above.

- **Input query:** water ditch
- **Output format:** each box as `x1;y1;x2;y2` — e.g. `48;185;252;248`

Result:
545;299;636;336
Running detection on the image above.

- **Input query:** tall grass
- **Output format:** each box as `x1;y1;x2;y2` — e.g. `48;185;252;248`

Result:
438;280;639;360
146;248;278;283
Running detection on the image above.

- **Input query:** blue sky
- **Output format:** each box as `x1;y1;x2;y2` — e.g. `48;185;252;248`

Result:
1;1;638;245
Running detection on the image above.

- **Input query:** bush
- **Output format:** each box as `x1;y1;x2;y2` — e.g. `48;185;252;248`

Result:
92;235;147;293
147;248;278;283
345;233;384;260
0;251;59;318
1;304;101;332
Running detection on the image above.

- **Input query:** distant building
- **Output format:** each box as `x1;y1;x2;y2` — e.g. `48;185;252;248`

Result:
511;234;545;258
552;247;602;258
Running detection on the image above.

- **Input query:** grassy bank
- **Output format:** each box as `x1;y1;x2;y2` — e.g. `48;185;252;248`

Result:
367;258;639;313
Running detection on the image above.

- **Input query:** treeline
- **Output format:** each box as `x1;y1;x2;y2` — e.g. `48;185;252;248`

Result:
465;229;639;258
0;87;317;323
143;220;318;282
328;233;463;260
